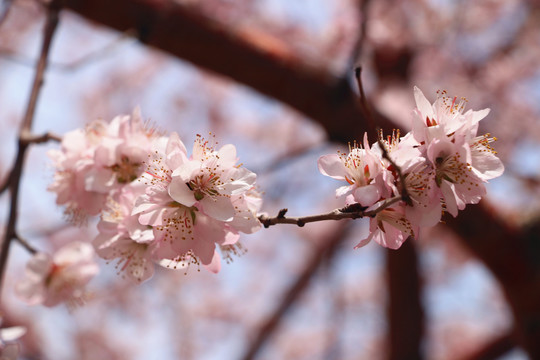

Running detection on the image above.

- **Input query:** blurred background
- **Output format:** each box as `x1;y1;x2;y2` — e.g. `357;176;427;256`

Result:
0;0;538;359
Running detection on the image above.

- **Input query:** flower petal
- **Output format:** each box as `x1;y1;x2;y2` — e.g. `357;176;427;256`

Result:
318;154;346;180
168;177;196;207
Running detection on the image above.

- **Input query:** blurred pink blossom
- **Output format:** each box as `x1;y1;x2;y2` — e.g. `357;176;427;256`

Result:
15;242;99;307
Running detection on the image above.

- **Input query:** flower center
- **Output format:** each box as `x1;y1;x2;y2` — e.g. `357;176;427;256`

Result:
434;152;470;187
110;155;141;184
186;173;221;201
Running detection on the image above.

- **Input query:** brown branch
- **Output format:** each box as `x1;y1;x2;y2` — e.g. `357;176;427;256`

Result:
63;0;396;144
386;239;424;360
241;224;351;360
0;131;59;195
20;131;62;144
0;1;60;294
258;196;401;228
347;0;372;72
14;233;38;255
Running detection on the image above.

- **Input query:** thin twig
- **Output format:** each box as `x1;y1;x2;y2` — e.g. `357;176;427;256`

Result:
20;131;62;144
258;196;401;228
14;233;38;255
0;29;136;72
0;1;60;295
347;0;372;72
354;68;412;206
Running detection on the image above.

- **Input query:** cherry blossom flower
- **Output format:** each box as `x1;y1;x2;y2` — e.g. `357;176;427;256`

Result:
318;134;390;206
409;87;504;217
411;86;490;145
48;108;158;222
355;203;417;250
85;108;157;192
132;133;260;274
93;183;160;283
168;134;256;221
48;120;109;220
426;137;486;216
15;242;99;307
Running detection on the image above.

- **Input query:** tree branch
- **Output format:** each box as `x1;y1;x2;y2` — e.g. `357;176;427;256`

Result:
63;0;396;143
386;240;424;360
258;196;401;228
14;233;38;255
347;0;372;72
0;1;60;294
20;131;62;145
241;224;351;360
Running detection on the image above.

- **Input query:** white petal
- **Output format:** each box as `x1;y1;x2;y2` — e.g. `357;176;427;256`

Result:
414;86;434;120
471;151;504;180
0;326;26;342
353;184;381;207
440;181;459;217
200;196;235;221
168;177;196;207
171;161;201;182
217;144;237;168
54;242;95;265
166;132;187;156
318;154;346;180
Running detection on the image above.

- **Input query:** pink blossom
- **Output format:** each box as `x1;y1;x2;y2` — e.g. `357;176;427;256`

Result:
411;86;489;146
318;133;390;207
426;137;486;216
408;87;504;218
93;183;160;283
15;242;99;307
355;204;417;250
48;108;158;221
168;135;256;221
48;121;109;219
132;133;260;274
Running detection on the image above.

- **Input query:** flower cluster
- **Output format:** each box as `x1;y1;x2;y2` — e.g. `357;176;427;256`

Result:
18;86;503;307
95;132;261;282
47;108;156;222
318;87;504;249
45;110;261;289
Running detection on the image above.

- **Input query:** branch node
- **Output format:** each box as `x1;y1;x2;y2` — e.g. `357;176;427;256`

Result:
277;209;288;218
341;203;367;213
